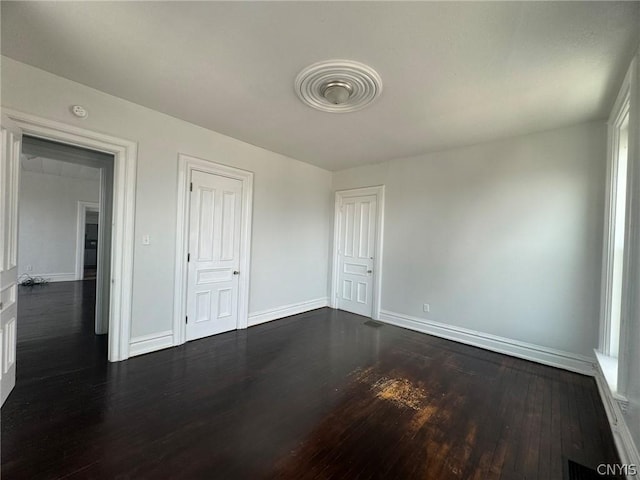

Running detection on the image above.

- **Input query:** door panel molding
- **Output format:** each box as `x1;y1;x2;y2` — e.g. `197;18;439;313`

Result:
1;114;21;405
331;185;385;320
174;154;253;345
185;170;241;340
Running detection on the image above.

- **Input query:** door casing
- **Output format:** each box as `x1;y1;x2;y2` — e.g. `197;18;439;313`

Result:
173;154;253;345
331;185;385;320
3;108;137;362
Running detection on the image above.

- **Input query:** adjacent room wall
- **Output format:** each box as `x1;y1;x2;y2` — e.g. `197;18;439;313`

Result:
333;122;607;358
18;169;99;281
2;56;333;341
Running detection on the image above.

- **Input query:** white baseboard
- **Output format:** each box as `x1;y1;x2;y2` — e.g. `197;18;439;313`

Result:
593;356;640;479
248;297;329;327
129;299;328;357
378;310;595;375
129;330;174;357
22;272;77;283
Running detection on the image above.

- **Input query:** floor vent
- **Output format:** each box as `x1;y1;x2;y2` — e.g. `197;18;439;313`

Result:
363;320;384;328
565;459;615;480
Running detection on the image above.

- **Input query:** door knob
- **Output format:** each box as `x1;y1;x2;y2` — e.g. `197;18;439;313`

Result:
233;271;240;275
367;270;372;273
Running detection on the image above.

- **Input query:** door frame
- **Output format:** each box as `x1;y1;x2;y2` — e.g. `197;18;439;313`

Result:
331;185;385;320
75;201;100;281
4;108;137;362
173;153;253;345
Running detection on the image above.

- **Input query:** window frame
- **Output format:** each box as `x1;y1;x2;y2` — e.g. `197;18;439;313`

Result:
599;56;637;396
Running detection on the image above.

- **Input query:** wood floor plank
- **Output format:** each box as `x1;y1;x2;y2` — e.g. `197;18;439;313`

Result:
499;362;534;479
538;373;553;480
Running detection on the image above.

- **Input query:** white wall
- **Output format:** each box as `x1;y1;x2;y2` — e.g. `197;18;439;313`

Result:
18;169;99;280
2;57;333;340
333;122;607;357
1;58;613;367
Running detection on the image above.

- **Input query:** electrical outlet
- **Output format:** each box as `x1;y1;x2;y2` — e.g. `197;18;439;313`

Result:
26;265;33;272
423;303;430;313
142;235;150;245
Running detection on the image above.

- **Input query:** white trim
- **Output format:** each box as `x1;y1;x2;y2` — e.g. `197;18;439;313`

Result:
331;185;385;320
378;309;596;375
618;52;640;410
594;354;640;479
173;154;253;346
595;351;628;403
248;298;329;327
129;330;174;357
75;201;100;281
3;108;137;362
26;272;76;283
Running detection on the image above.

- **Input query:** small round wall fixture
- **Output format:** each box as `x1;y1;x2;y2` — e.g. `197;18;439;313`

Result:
70;105;88;119
295;60;383;113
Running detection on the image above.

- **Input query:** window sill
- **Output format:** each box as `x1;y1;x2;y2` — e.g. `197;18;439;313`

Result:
595;351;628;405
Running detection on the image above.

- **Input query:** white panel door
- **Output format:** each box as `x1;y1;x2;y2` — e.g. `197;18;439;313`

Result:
1;115;21;406
186;170;243;341
337;195;377;317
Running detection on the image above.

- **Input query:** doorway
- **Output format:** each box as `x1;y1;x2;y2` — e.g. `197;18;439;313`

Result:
3;109;137;362
81;207;100;281
331;186;385;319
21;136;113;336
1;111;137;406
174;154;253;344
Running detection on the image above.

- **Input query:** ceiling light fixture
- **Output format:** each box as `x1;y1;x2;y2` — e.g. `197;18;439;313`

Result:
295;60;383;113
322;81;353;105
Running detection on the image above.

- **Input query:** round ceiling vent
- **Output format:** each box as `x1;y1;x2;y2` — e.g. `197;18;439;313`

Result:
295;60;383;113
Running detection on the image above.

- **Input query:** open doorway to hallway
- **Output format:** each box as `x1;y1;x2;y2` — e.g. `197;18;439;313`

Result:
17;136;114;368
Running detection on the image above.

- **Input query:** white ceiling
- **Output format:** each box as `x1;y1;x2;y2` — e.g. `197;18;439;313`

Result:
21;155;101;181
2;2;639;171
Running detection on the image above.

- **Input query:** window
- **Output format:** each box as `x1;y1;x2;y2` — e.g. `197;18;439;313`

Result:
599;59;634;394
608;110;629;359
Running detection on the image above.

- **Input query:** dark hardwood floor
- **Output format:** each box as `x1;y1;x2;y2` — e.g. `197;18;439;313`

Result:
2;281;620;479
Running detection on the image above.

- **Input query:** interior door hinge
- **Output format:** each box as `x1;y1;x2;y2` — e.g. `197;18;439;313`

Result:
185;316;188;324
187;253;190;262
190;182;193;192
